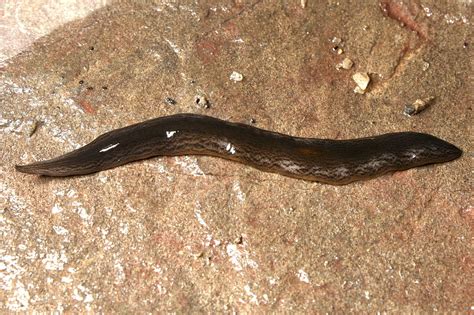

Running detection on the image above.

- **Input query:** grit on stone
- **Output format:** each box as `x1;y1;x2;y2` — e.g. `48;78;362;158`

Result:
1;1;472;313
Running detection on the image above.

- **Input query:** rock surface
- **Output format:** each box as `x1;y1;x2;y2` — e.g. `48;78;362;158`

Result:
1;0;472;312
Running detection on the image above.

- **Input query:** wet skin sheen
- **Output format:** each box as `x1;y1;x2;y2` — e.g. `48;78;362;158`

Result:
15;114;462;185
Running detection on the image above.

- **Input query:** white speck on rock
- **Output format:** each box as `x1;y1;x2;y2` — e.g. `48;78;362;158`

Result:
422;5;433;17
125;201;137;213
268;277;278;285
51;204;63;214
226;243;258;272
61;276;73;284
119;222;129;235
42;251;67;271
49;124;81;149
66;189;77;198
52;226;68;235
0;183;27;212
0;118;36;135
71;201;92;225
6;281;30;311
444;13;470;24
165;39;182;55
52;189;65;197
77;206;91;222
72;287;83;301
153;265;163;274
232;181;246;203
156;283;167;295
297;269;310;283
0;255;25;291
1;258;29;309
194;202;209;228
105;207;113;216
97;174;108;183
244;284;259;305
114;261;125;283
72;284;94;305
174;156;204;176
0;117;9;126
84;293;94;303
230;71;243;82
25;251;37;261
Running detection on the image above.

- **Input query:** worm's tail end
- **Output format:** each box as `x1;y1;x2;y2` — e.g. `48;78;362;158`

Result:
15;163;39;175
15;148;104;177
15;161;71;177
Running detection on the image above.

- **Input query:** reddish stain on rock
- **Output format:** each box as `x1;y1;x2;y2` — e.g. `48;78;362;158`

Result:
379;0;428;40
151;232;184;251
460;255;474;273
195;20;241;64
195;38;222;64
298;53;346;90
459;206;473;227
76;99;96;114
223;21;240;37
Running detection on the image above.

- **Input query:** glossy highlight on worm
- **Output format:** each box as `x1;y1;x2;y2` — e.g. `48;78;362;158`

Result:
15;114;462;184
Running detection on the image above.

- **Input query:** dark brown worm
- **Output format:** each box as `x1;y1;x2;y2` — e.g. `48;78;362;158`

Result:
15;114;462;184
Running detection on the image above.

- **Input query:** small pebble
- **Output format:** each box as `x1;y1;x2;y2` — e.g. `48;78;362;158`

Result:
330;37;345;54
354;86;365;94
336;57;353;70
332;46;344;54
195;95;210;109
404;97;434;116
235;235;244;244
341;58;353;69
28;120;41;137
352;72;370;93
165;97;177;105
331;37;342;45
422;61;430;71
230;71;243;82
196;252;205;259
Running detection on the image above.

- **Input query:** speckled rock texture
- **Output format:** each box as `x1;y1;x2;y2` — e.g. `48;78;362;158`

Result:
1;0;472;312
